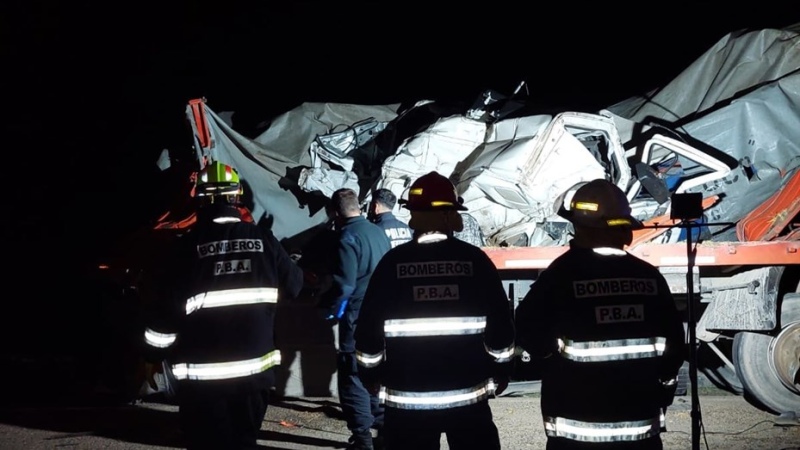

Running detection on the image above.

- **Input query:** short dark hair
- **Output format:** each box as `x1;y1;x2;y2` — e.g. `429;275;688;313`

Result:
331;188;361;216
372;188;397;209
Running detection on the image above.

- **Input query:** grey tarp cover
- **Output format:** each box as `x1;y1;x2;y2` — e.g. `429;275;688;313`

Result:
186;102;399;242
179;24;800;245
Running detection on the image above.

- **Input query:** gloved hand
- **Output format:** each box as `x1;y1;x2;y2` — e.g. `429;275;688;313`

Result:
323;299;349;323
659;377;679;407
492;376;509;397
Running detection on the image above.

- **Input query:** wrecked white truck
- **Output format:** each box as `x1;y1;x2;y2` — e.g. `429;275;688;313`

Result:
148;24;799;416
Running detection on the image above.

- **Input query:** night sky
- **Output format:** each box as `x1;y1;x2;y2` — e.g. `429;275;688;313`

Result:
6;2;799;265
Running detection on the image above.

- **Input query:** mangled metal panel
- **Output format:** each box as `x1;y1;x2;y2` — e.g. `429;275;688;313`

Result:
185;101;399;241
378;115;488;224
455;112;633;246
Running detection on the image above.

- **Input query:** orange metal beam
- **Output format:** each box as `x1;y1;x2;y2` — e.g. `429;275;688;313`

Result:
483;241;800;269
189;98;212;150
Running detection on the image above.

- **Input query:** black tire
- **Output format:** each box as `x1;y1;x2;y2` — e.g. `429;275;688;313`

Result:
698;341;744;395
732;294;800;415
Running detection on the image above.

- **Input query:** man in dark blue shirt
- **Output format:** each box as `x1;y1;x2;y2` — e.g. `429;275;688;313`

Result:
368;188;412;249
321;188;391;450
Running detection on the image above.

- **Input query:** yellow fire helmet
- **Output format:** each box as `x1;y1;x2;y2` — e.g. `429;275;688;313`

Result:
196;161;244;197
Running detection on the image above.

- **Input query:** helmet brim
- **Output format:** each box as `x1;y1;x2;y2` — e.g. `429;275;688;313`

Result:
398;198;468;211
558;206;644;230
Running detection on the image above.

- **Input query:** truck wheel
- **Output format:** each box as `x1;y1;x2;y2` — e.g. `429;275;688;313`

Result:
698;340;743;395
732;293;800;415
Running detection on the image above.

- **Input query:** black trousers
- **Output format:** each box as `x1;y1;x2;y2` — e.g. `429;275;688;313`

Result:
178;380;269;450
337;351;384;434
382;400;501;450
546;435;663;450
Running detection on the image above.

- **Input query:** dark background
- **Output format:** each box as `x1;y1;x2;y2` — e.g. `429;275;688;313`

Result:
6;2;799;262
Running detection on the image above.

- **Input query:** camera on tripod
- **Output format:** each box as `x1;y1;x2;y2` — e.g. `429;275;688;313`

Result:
670;192;703;221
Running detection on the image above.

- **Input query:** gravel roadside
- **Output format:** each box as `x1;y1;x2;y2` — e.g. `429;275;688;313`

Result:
1;387;798;450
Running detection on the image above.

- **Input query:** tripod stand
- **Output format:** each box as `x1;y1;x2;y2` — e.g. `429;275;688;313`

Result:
650;192;734;450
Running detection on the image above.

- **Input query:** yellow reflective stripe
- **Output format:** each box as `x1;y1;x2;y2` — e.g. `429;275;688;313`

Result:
380;379;494;410
356;350;384;368
559;337;666;362
186;287;279;314
171;350;281;381
543;415;661;442
572;201;599;212
486;343;516;362
606;218;633;227
384;316;486;337
144;328;177;348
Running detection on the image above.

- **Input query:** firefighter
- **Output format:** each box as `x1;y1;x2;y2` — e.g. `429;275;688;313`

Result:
354;171;516;450
319;188;392;450
368;188;412;248
142;161;303;450
514;179;686;450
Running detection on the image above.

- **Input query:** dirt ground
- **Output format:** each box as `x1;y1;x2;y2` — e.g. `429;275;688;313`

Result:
0;387;798;450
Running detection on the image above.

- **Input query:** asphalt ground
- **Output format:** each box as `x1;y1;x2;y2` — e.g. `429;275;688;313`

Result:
0;384;798;450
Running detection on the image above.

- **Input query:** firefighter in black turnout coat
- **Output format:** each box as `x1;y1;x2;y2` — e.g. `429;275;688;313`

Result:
143;161;303;450
355;171;516;450
514;179;686;450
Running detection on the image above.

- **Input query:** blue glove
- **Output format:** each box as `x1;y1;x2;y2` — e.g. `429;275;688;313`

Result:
325;299;349;321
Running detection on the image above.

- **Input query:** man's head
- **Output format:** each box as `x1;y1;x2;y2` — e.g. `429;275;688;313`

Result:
368;188;397;219
399;171;466;234
557;179;643;248
330;188;362;226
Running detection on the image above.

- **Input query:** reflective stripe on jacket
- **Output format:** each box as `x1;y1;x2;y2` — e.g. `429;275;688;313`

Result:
514;245;686;443
141;203;303;384
356;316;515;368
354;234;515;409
185;287;278;314
171;349;281;381
380;379;496;410
558;337;666;362
543;414;664;443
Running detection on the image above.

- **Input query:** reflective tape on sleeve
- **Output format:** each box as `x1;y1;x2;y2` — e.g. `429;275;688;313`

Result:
485;343;516;363
144;328;177;348
356;350;385;368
